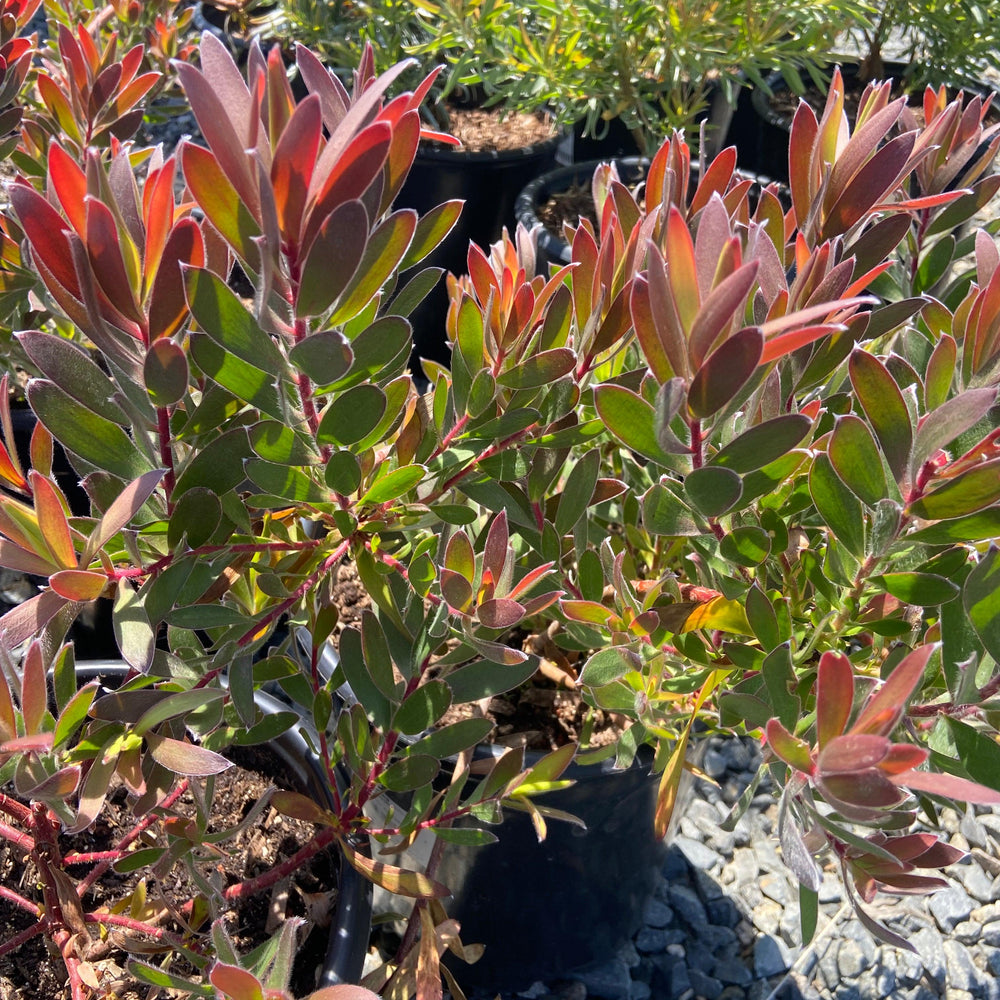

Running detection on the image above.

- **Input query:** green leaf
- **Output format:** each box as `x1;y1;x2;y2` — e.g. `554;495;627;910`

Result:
331;209;416;324
848;350;912;485
909;388;997;482
317;384;387;446
875;572;960;606
908;459;1000;520
339;626;392;730
333;318;411;390
496;348;576;389
378;753;439;792
642;483;702;536
578;647;641;687
710;415;812;473
908;508;1000;544
762;644;800;730
829;414;887;507
687;327;763;419
144;339;189;407
245;459;327;503
964;546;1000;664
19;331;129;424
799;882;819;946
555;448;600;536
326;450;362;495
745;585;779;650
359;464;425;505
428;503;477;525
27;380;152;480
173;428;252;498
684;466;742;517
392;680;451;735
132;689;226;737
288;330;353;385
407;717;493;759
166;603;253;628
167;488;222;550
297;199;368;317
250;421;319;465
432;826;498;846
809;453;866;559
938;717;1000;793
594;384;678;465
189;334;284;419
721;526;771;567
185;267;284;371
445;657;540;704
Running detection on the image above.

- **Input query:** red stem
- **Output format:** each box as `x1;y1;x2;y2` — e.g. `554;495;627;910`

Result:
0;819;33;853
220;825;339;901
0;792;31;825
235;539;351;648
86;911;190;950
0;883;40;917
0;921;44;960
156;405;176;512
78;779;190;897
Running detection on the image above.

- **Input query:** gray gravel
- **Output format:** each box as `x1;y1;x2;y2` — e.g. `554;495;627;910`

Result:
486;736;1000;1000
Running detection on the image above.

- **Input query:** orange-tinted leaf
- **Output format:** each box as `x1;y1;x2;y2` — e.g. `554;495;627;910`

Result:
339;838;449;898
765;718;814;773
147;219;204;341
271;94;322;246
30;471;75;570
49;569;107;601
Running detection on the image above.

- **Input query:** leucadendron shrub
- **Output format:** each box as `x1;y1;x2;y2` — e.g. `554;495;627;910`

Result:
0;19;998;999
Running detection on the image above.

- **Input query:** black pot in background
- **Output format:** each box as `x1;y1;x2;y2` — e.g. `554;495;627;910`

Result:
73;663;372;988
395;126;564;374
516;156;786;273
8;403;89;516
514;157;650;270
739;60;1000;183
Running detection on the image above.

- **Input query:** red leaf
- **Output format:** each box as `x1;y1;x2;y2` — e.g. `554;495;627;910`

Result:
819;767;906;809
9;184;80;300
815;650;854;746
850;644;935;737
270;94;322;247
46;143;87;236
303;121;392;254
891;768;1000;804
818;733;890;774
477;598;526;630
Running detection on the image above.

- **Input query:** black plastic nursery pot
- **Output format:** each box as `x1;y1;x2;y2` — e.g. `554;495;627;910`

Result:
514;157;650;270
741;60;1000;183
434;744;674;991
73;662;372;988
394;126;564;371
305;636;681;992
